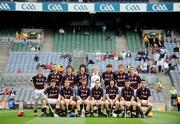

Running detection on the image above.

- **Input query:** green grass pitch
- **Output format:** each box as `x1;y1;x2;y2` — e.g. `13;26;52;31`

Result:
0;110;180;124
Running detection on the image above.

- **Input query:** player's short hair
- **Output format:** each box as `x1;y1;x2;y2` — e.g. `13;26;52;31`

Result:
79;64;87;71
50;79;56;83
129;66;135;70
140;79;146;83
118;64;124;69
125;78;130;82
66;65;74;71
109;78;116;84
106;64;112;68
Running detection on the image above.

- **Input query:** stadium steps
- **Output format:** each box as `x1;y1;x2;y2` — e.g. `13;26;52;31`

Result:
42;29;53;52
0;44;10;73
115;35;128;52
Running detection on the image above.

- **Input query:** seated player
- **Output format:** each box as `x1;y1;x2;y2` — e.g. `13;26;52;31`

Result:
42;79;61;117
90;79;104;117
60;80;76;116
76;79;91;117
121;79;136;117
104;78;120;117
136;80;152;118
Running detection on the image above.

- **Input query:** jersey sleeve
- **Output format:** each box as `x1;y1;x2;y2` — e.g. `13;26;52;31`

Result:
87;88;90;97
44;87;49;95
70;88;73;96
148;88;151;97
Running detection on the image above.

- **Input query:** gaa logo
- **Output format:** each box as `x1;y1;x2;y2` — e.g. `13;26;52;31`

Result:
74;4;88;11
48;4;63;11
125;5;141;11
99;4;115;11
21;3;36;11
152;4;168;11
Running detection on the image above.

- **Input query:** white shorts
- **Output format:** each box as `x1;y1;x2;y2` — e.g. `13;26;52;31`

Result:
47;99;59;105
34;89;44;100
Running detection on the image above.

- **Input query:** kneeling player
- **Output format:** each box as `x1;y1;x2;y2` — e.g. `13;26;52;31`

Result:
121;79;136;117
104;78;119;116
60;80;76;116
42;79;61;117
136;80;152;117
90;79;104;116
76;79;91;117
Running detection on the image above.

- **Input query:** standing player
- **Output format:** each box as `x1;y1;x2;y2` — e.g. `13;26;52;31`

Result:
42;79;61;117
76;79;91;117
121;79;136;117
127;67;141;92
28;67;47;116
89;66;103;89
136;80;152;117
114;64;128;92
90;79;104;117
102;64;116;87
47;66;63;87
63;65;76;88
60;79;76;116
104;78;120;116
76;64;89;87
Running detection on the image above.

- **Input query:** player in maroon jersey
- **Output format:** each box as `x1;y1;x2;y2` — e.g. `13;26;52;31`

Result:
136;80;152;117
60;79;76;116
42;79;61;117
127;67;141;91
102;64;116;87
76;64;89;87
76;79;91;116
104;78;120;116
47;66;63;87
90;79;104;117
28;67;47;116
114;64;128;92
121;79;137;117
63;65;76;88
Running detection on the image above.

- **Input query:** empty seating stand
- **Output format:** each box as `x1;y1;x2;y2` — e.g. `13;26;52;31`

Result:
54;28;116;52
5;52;69;73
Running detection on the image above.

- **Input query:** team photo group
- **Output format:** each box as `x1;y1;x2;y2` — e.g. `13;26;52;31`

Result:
28;64;152;118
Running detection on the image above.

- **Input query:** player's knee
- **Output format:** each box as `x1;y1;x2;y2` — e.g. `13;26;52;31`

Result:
104;100;109;105
147;102;152;107
60;101;65;105
77;100;81;105
115;101;119;106
85;100;90;105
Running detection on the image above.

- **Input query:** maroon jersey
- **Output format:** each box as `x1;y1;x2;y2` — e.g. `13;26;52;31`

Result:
102;71;115;87
32;75;46;90
121;87;134;101
91;87;104;100
61;87;73;99
76;72;89;86
63;74;76;87
47;72;63;87
127;74;141;89
114;72;128;87
106;86;119;100
136;87;151;100
78;86;90;100
44;86;60;99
